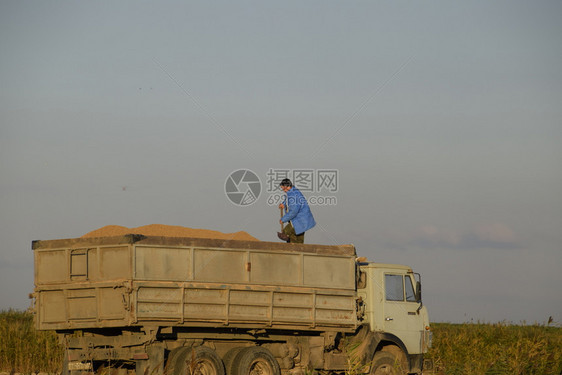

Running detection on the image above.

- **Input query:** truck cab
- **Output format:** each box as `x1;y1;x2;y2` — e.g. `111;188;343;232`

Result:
357;263;431;374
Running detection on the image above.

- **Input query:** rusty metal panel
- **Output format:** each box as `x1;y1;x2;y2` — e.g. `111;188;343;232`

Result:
133;283;357;330
229;290;270;320
137;285;182;302
250;252;301;285
316;309;355;324
134;246;191;280
193;249;247;283
189;248;355;290
138;301;181;318
70;250;88;280
230;304;269;320
67;288;96;320
37;286;130;328
274;292;313;307
33;235;359;331
303;255;355;289
87;248;99;280
185;287;227;303
184;302;226;321
316;294;354;309
133;236;356;256
99;246;130;279
36;250;67;284
315;294;355;324
40;290;66;323
272;305;312;321
99;287;128;319
230;289;270;304
137;286;182;318
183;288;227;320
32;235;356;256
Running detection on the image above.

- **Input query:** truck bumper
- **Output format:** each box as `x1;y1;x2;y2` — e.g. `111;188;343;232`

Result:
408;353;424;374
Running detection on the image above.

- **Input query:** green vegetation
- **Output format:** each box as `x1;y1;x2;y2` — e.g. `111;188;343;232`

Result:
1;310;561;374
425;322;562;375
0;310;62;373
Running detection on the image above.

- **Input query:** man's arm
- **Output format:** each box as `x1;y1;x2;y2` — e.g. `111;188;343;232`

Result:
281;196;302;223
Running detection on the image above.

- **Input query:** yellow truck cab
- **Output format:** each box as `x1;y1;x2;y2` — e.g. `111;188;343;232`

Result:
358;263;431;373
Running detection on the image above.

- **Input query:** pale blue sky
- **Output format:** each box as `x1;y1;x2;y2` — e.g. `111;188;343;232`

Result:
1;1;561;323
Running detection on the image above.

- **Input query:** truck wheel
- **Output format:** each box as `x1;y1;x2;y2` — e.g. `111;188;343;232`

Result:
170;346;226;375
222;347;245;375
231;347;281;375
370;352;406;375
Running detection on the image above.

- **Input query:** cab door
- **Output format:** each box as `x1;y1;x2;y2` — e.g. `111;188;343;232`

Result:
382;272;423;354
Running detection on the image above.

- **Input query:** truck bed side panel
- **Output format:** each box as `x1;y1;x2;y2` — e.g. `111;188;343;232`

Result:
33;236;358;331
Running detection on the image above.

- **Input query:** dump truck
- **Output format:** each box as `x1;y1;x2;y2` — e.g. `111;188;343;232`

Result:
31;235;431;375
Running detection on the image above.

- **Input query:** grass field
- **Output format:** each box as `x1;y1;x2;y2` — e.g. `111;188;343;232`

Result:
425;322;562;374
0;310;62;373
1;310;561;374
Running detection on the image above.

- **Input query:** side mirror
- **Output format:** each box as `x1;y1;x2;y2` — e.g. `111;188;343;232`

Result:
415;281;422;303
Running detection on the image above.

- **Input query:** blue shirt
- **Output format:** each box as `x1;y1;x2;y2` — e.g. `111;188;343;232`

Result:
281;187;316;235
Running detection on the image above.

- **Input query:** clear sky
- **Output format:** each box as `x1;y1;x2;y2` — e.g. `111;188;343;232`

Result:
1;1;561;324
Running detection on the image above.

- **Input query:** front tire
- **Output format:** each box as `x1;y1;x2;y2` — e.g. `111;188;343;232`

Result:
370;351;406;375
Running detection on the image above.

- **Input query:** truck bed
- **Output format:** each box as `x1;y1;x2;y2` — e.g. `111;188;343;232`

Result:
32;235;359;332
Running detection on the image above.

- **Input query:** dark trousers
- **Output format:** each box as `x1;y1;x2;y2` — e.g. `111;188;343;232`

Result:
283;222;305;243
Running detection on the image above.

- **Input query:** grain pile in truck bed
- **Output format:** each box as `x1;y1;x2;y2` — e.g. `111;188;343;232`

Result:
81;224;259;241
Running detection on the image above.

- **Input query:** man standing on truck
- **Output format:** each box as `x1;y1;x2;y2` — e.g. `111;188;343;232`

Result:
277;178;316;243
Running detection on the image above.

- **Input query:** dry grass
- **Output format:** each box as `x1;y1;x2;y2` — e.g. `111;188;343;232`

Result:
1;310;561;375
0;309;63;373
425;322;562;374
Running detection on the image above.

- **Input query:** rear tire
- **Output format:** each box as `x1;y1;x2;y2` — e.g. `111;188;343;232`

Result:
231;347;280;375
222;347;245;375
169;346;225;375
370;351;406;375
